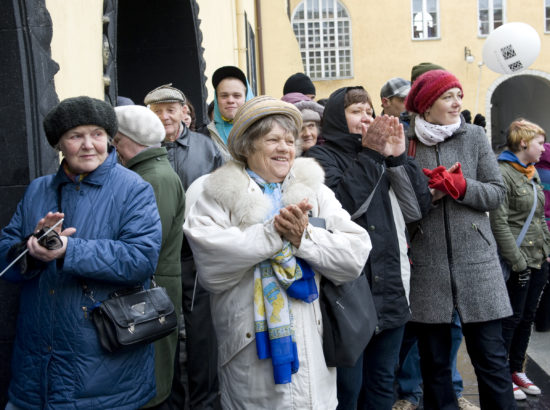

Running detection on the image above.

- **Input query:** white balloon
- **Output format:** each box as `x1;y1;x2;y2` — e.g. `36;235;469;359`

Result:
482;22;541;75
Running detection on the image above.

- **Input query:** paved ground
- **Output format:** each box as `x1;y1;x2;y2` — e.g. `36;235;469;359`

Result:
456;328;550;409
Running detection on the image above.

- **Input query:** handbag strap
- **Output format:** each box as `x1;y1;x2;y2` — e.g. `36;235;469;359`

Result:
516;179;538;247
350;166;385;221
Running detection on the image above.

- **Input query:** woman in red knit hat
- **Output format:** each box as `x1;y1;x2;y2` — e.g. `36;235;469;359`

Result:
404;70;515;409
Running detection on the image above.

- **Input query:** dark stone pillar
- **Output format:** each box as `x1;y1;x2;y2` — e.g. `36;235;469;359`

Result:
0;0;59;405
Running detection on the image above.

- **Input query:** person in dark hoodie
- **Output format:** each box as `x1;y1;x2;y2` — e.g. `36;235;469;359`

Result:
304;86;432;410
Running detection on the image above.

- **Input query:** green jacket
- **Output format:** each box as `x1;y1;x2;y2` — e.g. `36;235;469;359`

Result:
490;161;550;271
126;147;186;407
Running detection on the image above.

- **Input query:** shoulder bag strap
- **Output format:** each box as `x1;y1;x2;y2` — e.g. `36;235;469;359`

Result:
350;167;385;221
516;179;538;247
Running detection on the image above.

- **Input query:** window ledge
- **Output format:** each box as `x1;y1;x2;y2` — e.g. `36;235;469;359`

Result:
411;36;441;41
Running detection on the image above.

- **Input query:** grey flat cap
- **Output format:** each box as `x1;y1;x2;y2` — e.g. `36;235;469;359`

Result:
144;83;186;105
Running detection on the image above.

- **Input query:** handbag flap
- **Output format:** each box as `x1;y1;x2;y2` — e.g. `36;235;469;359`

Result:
100;287;175;328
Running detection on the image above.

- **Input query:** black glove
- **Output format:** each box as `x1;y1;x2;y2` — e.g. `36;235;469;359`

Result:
473;114;486;129
515;268;531;288
461;110;472;123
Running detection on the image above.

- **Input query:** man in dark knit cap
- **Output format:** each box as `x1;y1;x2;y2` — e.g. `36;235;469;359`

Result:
207;65;254;162
283;72;316;100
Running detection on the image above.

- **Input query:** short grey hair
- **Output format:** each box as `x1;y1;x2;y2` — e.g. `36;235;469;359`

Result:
229;114;301;163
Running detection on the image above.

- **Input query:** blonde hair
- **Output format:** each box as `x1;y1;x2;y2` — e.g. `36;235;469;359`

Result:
506;118;546;153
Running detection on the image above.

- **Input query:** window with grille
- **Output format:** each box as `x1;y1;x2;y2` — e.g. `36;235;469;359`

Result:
412;0;440;39
546;0;550;33
291;0;353;80
478;0;505;36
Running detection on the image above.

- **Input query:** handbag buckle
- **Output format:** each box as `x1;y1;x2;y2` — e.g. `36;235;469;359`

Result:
159;315;166;325
129;323;135;334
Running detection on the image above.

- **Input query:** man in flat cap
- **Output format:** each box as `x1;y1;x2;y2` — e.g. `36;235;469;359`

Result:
145;84;223;190
380;77;411;119
144;84;222;409
207;66;254;162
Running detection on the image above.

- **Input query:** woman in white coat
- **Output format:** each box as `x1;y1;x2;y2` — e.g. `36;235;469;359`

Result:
183;96;371;409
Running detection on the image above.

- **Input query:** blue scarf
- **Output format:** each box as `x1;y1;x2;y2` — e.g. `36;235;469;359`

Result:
247;169;318;384
497;150;530;167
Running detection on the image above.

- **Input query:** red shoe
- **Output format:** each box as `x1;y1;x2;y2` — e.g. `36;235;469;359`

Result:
512;372;541;395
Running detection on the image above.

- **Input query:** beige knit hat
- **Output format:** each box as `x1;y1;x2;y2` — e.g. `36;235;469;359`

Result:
143;83;186;105
227;96;303;161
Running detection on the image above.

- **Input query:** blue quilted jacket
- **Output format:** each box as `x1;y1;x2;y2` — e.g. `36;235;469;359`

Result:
0;151;162;409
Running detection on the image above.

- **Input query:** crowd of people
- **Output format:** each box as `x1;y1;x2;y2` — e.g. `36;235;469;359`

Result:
0;61;549;410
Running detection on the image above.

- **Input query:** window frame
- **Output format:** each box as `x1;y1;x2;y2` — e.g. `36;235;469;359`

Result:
545;0;550;33
478;0;506;37
291;0;353;81
411;0;441;41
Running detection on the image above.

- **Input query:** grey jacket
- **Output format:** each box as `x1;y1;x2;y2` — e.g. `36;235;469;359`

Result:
163;123;224;190
408;118;512;323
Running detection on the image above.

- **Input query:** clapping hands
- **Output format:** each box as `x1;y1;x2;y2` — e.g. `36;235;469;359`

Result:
362;115;405;158
274;199;313;248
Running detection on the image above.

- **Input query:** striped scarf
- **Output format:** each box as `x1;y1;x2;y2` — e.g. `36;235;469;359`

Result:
247;169;318;384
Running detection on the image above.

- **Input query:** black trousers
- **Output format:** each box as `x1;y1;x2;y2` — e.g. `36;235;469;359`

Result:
181;250;220;410
502;262;549;372
411;319;516;410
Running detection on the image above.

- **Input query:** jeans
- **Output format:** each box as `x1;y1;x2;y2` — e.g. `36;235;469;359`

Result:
502;262;549;372
412;319;515;410
337;325;405;410
396;311;463;405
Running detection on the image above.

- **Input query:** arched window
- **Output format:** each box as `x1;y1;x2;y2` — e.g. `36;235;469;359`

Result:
291;0;353;80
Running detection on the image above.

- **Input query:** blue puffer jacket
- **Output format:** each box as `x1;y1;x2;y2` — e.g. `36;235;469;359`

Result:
0;151;162;409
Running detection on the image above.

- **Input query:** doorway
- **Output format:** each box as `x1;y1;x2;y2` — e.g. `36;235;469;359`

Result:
117;0;209;126
488;72;550;151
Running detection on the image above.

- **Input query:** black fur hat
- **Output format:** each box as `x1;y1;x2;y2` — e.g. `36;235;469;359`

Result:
43;96;117;147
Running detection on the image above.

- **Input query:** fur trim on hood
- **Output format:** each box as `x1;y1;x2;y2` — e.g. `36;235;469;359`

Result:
203;157;325;227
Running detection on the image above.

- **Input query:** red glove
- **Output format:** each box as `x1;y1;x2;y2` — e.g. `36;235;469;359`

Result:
423;165;466;199
448;163;467;199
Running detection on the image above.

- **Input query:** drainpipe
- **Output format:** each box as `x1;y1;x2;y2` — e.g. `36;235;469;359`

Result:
235;0;247;70
255;0;265;94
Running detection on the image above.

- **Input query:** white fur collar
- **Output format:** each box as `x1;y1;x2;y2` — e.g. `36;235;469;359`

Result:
203;157;325;226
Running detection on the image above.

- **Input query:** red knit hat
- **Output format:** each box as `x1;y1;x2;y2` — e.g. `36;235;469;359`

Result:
405;70;463;115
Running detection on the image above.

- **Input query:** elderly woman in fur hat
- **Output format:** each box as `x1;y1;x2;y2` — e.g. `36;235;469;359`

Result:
183;96;371;409
0;97;162;409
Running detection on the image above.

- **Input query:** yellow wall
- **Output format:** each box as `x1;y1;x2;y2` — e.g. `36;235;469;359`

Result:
285;0;550;116
46;0;104;100
198;0;261;101
258;0;305;97
198;0;303;100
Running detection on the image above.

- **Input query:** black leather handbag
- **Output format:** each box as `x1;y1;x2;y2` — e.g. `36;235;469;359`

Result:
91;284;178;353
319;272;378;367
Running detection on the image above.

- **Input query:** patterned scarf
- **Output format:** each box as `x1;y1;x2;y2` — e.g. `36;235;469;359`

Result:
246;169;318;384
414;115;461;146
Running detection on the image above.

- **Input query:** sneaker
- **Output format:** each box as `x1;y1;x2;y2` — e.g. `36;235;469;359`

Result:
392;399;418;410
457;396;480;410
512;371;542;395
513;382;527;400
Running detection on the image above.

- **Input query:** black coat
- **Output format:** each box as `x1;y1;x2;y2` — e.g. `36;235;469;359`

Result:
304;87;432;331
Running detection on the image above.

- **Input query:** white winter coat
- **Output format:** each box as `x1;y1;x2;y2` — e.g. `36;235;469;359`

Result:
183;157;371;409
